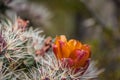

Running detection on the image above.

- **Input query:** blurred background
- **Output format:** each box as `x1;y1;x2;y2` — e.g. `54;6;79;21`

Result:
0;0;120;80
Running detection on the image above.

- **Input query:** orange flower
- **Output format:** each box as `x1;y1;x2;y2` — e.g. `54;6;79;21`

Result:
53;35;91;69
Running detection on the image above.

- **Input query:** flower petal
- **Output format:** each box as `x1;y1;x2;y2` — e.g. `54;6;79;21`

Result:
68;39;82;51
81;44;91;57
61;58;74;68
53;44;62;59
59;41;70;58
55;35;67;44
75;50;90;68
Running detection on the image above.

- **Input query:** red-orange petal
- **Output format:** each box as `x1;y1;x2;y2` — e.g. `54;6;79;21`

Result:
81;44;91;57
69;49;79;60
53;44;62;59
61;58;74;68
59;41;70;58
55;35;67;44
68;39;82;52
75;49;90;68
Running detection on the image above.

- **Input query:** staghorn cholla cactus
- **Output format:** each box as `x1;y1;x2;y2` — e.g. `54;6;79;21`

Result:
0;16;103;80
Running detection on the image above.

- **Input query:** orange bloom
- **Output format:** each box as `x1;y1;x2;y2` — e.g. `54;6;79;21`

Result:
53;35;91;69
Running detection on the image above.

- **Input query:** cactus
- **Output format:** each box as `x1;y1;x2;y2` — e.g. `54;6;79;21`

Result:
0;17;103;80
